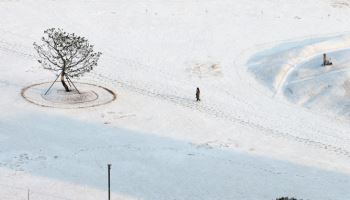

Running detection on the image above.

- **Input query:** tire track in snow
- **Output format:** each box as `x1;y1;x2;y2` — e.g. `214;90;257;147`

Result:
287;66;350;85
231;33;350;147
0;40;35;59
1;37;350;158
90;71;350;158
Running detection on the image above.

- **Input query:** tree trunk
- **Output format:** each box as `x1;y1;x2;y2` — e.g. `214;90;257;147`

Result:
61;72;70;92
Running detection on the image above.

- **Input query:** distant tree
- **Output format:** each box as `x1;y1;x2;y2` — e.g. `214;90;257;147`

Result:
33;28;102;92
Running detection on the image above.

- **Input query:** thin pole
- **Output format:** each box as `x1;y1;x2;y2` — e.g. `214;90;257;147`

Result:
65;75;80;94
44;73;61;95
27;189;30;200
65;75;72;88
108;164;111;200
65;74;73;89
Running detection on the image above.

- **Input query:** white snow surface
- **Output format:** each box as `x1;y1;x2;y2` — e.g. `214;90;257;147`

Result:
248;34;350;118
2;0;350;199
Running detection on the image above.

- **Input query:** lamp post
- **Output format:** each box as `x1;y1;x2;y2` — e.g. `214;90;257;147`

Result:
108;164;111;200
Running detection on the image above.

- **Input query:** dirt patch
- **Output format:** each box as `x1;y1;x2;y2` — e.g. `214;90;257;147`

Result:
187;62;222;79
331;0;350;8
21;82;116;109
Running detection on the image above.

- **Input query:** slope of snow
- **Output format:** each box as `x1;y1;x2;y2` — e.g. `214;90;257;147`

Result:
249;34;350;118
2;0;350;199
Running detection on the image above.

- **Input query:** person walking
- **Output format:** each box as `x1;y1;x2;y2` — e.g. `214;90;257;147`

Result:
196;87;200;101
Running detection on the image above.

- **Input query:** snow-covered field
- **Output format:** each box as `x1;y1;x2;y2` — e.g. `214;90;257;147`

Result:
2;0;350;199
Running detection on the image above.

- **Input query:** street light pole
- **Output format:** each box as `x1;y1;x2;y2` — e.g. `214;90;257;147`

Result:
108;164;111;200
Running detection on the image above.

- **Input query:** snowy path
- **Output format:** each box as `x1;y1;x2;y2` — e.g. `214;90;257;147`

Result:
2;37;350;161
2;0;350;199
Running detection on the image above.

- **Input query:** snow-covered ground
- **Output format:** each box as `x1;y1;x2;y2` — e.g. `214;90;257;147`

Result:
248;34;350;118
2;0;350;199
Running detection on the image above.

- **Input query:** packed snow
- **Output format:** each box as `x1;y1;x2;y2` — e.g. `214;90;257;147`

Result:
248;34;350;118
22;82;116;108
2;0;350;199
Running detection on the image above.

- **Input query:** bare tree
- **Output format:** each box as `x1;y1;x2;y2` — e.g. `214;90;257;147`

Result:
34;28;102;92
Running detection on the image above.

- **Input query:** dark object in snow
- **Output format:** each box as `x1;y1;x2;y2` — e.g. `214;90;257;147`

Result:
276;197;301;200
196;87;200;101
323;53;332;66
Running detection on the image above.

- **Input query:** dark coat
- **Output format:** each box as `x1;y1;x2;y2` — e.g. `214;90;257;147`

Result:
196;88;200;100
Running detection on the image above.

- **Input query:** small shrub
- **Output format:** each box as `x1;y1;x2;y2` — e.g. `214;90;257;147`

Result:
276;197;300;200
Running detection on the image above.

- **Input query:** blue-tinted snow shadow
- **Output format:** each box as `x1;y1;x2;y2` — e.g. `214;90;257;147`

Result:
282;48;350;105
246;35;340;91
1;113;350;200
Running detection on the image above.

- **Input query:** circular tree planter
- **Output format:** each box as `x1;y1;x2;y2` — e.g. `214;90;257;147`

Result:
22;82;116;109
